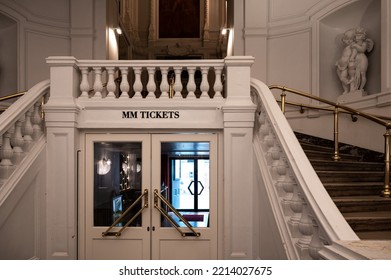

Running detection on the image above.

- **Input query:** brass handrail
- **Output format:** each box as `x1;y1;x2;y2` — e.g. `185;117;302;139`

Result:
278;100;391;121
0;91;26;102
269;85;391;198
102;189;149;237
154;189;200;237
269;85;391;128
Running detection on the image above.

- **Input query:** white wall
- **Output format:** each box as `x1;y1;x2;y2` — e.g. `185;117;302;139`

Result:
234;0;390;152
0;0;70;90
0;140;46;260
0;14;17;98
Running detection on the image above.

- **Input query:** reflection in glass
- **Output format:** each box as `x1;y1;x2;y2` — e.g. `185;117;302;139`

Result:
93;142;142;227
160;142;210;228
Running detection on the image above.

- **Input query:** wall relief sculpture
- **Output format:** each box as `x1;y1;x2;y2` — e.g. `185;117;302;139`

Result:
336;27;374;96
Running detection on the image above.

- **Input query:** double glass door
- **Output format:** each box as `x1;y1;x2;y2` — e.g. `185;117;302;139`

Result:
84;133;218;260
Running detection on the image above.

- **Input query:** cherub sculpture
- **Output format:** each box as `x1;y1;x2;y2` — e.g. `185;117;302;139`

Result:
336;27;374;94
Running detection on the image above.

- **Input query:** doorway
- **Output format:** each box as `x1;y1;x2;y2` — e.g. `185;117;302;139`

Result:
84;133;218;259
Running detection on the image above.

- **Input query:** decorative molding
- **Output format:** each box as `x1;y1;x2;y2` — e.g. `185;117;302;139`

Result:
0;0;70;29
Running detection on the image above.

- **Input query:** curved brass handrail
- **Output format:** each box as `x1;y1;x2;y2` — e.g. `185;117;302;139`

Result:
278;99;391;122
269;85;391;198
269;85;391;128
0;91;26;102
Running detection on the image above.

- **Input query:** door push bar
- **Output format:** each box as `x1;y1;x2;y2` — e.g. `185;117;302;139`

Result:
153;189;200;237
102;189;149;237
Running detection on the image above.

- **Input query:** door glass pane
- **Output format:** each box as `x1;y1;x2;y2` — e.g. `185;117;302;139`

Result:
94;142;142;227
160;142;210;228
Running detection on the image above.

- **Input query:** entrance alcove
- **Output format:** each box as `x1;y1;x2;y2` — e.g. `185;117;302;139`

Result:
319;0;380;101
0;13;17;100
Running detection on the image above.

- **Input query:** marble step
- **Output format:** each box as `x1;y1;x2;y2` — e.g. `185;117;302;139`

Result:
343;211;391;232
310;159;384;171
324;182;384;197
317;170;384;183
333;196;391;213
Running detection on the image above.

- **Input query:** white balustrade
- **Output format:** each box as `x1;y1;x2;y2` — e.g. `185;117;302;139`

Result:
173;67;182;99
160;68;170;98
187;67;197;98
93;67;104;98
132;67;143;99
22;109;34;152
11;120;25;164
106;67;116;98
0;131;15;179
0;80;48;184
251;79;359;260
75;60;225;100
200;67;209;98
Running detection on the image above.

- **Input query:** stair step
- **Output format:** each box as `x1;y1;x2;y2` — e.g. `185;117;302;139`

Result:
317;170;384;183
343;211;391;232
324;182;384;197
303;150;362;161
310;160;384;171
356;230;391;240
333;196;391;213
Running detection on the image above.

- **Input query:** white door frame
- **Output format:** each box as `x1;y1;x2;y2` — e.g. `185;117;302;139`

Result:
78;132;220;260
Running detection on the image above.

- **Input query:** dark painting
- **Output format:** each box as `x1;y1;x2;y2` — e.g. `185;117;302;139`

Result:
159;0;200;38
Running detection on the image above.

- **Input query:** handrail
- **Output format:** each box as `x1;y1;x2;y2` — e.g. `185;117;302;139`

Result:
269;85;391;128
0;91;26;102
277;100;361;122
102;189;148;237
269;85;391;198
154;189;200;237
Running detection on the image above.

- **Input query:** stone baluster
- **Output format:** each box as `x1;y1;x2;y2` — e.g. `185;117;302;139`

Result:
146;67;157;98
106;67;117;98
79;67;90;98
288;185;303;238
23;109;34;152
11;120;25;164
296;200;314;259
132;67;143;99
280;175;295;216
199;66;209;98
119;67;130;99
187;67;197;99
0;131;15;179
264;134;276;164
32;101;43;140
173;67;183;99
159;67;169;98
270;147;283;180
213;66;224;98
259;114;271;150
308;217;325;260
275;158;288;196
93;67;103;98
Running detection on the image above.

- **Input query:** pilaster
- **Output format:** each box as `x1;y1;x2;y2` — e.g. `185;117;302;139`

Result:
44;56;80;259
223;56;257;259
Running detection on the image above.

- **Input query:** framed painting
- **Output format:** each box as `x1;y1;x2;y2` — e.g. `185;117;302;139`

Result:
159;0;201;38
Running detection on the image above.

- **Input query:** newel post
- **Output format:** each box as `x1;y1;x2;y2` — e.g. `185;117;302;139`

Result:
222;56;256;259
44;56;80;260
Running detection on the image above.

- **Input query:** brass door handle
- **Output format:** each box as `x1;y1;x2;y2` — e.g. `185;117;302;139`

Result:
153;189;200;237
102;189;148;237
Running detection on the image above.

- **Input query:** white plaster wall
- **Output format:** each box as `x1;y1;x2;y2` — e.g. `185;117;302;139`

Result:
0;141;46;260
0;0;71;90
0;14;17;97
